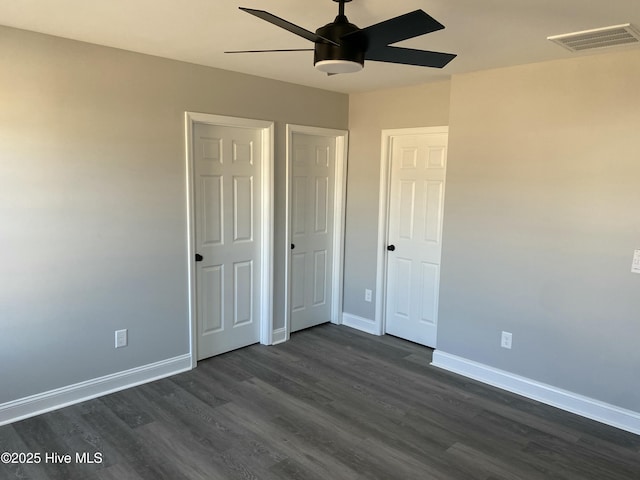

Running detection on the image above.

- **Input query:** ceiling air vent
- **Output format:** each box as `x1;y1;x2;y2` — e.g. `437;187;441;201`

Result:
547;23;640;52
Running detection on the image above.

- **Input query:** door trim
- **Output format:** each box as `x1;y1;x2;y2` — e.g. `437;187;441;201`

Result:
185;112;274;368
283;124;348;342
374;126;449;337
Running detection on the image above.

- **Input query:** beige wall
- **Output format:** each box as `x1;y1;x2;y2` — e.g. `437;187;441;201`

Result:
0;25;347;405
345;81;451;318
438;50;640;411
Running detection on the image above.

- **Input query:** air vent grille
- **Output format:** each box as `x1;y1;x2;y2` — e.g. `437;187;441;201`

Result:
548;24;640;52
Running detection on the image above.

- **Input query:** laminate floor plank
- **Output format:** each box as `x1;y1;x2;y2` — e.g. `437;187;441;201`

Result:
0;425;50;480
277;334;450;410
11;415;94;480
152;379;288;476
92;462;145;480
74;403;181;480
236;349;471;478
445;442;540;480
1;324;638;480
215;401;362;480
55;403;133;473
98;389;156;430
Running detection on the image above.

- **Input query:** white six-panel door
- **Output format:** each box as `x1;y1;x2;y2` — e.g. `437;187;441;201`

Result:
290;132;336;332
384;130;448;347
193;122;263;359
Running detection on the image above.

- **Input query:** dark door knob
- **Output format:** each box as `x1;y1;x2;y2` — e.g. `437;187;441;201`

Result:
291;243;295;250
195;253;203;262
387;245;396;251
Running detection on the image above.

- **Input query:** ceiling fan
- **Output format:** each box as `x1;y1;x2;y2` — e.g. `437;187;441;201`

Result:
225;0;456;75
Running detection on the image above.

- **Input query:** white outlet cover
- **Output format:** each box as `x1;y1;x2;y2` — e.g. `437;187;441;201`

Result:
501;331;513;349
115;329;128;348
632;249;640;274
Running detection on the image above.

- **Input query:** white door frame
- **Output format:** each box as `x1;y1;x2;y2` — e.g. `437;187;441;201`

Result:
282;124;348;343
374;126;449;337
185;112;274;368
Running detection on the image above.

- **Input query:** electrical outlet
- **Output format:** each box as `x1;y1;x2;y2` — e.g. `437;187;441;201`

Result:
115;329;128;348
501;331;512;349
632;249;640;274
365;289;372;302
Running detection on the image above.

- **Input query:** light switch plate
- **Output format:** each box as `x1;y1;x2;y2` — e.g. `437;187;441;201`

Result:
115;329;128;348
632;249;640;274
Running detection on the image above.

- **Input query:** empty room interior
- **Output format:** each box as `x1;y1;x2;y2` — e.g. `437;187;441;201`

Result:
1;1;639;478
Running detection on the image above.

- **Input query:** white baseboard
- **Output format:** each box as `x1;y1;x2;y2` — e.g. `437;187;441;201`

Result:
271;327;288;345
431;350;640;436
0;354;192;426
342;313;381;336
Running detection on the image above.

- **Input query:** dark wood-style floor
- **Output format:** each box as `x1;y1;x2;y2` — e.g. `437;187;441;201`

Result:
1;324;639;480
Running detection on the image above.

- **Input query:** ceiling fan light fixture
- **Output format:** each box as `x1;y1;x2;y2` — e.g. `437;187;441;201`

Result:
314;59;363;73
231;2;456;72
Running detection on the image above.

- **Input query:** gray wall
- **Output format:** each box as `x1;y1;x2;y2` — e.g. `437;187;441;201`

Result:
345;50;640;414
345;81;451;318
439;50;640;411
0;26;347;404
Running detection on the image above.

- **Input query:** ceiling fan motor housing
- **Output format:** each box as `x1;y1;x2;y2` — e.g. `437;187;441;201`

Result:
314;15;366;67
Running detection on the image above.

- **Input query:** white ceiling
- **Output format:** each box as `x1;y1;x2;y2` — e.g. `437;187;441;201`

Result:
2;0;640;93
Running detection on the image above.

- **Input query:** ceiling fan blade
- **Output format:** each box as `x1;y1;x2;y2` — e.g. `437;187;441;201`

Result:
365;46;456;68
225;49;313;53
239;8;339;46
344;10;445;48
